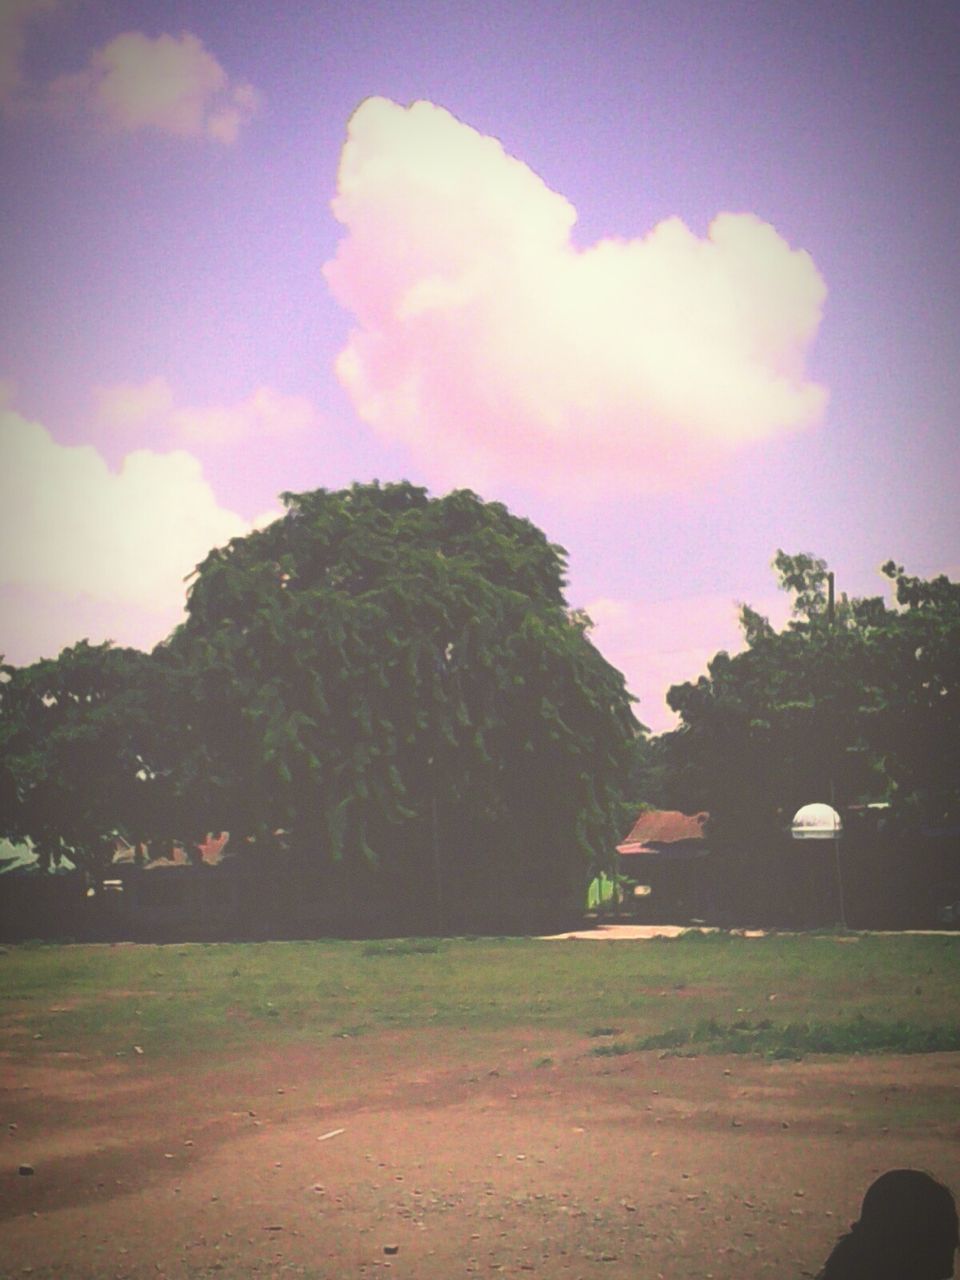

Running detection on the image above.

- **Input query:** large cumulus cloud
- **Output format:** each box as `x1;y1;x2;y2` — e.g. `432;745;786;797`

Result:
324;97;828;494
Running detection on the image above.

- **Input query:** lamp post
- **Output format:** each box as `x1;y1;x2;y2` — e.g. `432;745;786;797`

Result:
429;643;450;936
789;570;849;929
791;801;846;928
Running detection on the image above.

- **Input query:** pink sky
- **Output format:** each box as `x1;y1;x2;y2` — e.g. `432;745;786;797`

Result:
2;2;958;730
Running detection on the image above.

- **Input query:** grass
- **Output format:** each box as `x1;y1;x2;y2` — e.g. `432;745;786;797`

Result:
593;1014;960;1060
361;937;444;956
0;932;958;1064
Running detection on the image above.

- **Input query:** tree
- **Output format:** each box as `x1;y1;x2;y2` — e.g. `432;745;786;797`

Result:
661;553;877;835
860;562;960;826
651;552;960;921
0;641;163;875
152;482;639;929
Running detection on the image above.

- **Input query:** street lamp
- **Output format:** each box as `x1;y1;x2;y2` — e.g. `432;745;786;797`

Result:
787;571;849;930
791;801;847;928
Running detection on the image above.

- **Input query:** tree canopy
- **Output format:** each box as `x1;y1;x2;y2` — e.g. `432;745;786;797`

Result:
0;641;161;873
1;483;639;930
649;552;960;840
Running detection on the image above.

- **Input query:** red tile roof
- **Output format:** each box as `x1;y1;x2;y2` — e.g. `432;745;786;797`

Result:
113;833;231;869
617;810;709;855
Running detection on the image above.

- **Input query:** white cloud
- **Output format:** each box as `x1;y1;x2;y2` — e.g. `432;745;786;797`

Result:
47;30;260;142
0;406;258;659
324;97;828;495
94;379;318;445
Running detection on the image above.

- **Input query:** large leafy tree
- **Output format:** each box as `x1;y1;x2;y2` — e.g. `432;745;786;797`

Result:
657;553;876;838
648;552;959;919
152;482;639;928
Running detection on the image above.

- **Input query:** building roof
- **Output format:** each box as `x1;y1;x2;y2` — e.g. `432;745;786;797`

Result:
616;810;709;856
112;833;231;870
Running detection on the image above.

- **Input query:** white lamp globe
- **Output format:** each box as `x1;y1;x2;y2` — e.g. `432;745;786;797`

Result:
791;802;843;840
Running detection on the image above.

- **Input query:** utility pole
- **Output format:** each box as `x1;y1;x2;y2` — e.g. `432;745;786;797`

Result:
429;772;445;935
826;569;847;928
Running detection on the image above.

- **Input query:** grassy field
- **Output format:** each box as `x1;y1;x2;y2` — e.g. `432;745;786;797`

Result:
3;932;960;1279
3;930;959;1064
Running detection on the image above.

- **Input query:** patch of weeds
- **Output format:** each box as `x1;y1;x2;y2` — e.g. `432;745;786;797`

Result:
362;939;443;957
633;1027;692;1051
767;1016;960;1056
591;1041;634;1057
628;1015;960;1059
771;1046;804;1061
674;929;729;942
534;1056;554;1068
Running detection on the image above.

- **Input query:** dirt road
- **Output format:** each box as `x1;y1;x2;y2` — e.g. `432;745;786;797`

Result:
3;1028;959;1278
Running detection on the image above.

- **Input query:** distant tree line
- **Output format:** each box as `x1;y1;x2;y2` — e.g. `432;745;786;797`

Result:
3;482;957;932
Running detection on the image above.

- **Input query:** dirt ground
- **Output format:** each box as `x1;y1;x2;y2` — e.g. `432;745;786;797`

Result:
2;1026;959;1280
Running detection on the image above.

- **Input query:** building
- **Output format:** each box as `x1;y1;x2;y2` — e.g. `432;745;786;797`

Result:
616;810;714;922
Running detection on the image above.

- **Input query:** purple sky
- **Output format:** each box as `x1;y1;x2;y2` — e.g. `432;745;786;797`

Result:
2;0;958;731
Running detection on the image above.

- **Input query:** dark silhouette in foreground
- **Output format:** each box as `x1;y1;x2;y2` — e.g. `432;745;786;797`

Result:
818;1169;958;1278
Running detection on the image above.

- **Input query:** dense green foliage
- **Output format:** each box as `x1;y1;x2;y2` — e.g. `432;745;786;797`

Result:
7;522;956;930
162;482;638;927
601;1013;960;1059
0;642;161;872
647;552;960;840
1;483;638;929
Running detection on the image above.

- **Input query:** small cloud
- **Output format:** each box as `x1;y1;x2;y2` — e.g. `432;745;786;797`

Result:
46;30;261;142
94;379;318;445
324;97;828;496
0;0;57;110
206;80;261;145
171;385;318;445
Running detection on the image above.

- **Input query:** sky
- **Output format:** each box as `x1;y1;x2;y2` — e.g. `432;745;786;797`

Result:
1;0;958;732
